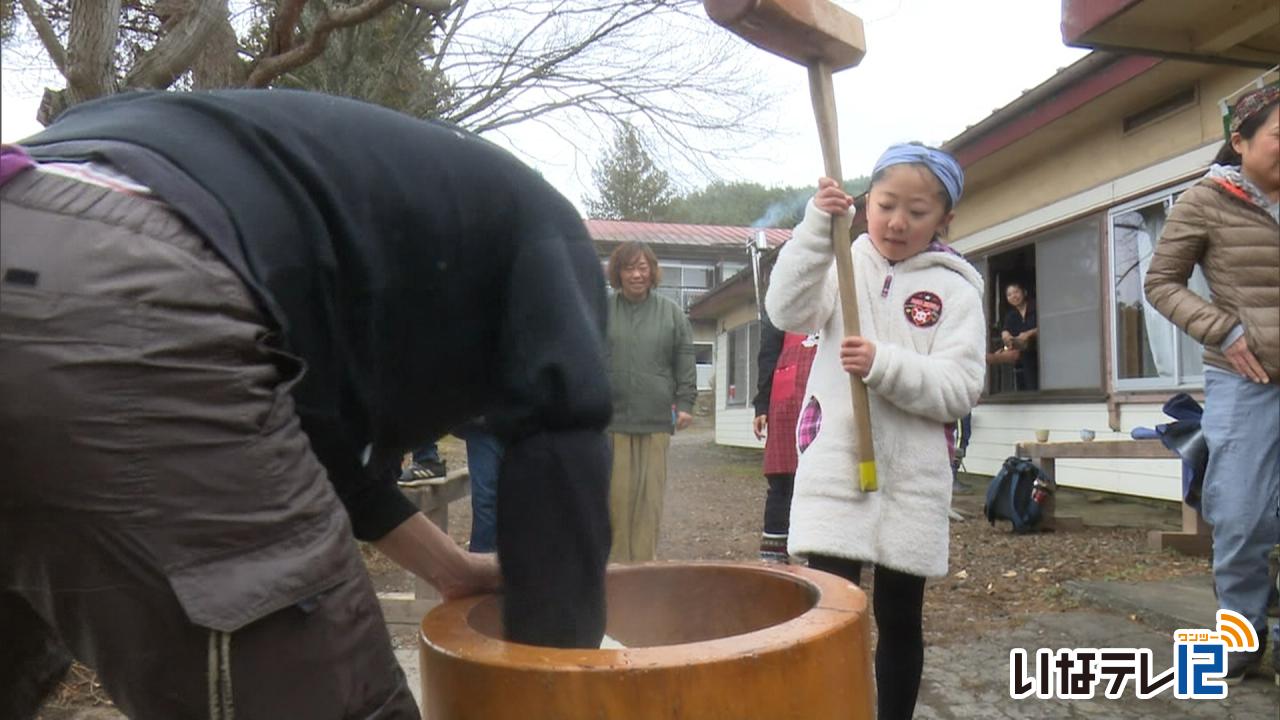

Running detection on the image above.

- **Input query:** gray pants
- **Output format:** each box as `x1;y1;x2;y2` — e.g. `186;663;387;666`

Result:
0;170;418;718
1201;369;1280;645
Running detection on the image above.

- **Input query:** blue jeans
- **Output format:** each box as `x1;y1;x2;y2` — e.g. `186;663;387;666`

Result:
457;430;503;553
411;441;441;466
1201;370;1280;645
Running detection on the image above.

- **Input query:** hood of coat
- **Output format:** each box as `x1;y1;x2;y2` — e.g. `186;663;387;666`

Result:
851;233;984;294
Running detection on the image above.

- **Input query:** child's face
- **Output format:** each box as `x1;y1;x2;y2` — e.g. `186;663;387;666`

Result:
865;165;954;263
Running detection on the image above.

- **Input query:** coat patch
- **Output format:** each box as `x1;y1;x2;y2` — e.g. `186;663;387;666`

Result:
796;396;821;454
904;291;943;328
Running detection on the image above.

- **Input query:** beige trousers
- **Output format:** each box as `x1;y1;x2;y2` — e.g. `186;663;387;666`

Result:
608;432;671;562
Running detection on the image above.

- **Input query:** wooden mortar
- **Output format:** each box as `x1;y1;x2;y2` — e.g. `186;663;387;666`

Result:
419;562;873;719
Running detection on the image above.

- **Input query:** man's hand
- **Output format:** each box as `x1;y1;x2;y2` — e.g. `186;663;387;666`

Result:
1225;336;1269;383
447;552;502;600
753;414;768;440
840;335;876;378
373;513;502;602
676;411;694;431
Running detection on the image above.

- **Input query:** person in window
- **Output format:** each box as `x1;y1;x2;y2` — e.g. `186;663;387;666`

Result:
605;241;697;562
1001;282;1039;391
0;89;612;719
1144;85;1279;685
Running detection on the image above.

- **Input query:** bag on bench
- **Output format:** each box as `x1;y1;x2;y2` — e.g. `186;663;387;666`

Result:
984;456;1054;534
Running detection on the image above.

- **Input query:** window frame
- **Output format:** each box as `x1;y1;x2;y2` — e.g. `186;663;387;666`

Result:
725;320;760;408
1106;181;1205;392
657;259;716;311
974;214;1108;400
693;341;714;391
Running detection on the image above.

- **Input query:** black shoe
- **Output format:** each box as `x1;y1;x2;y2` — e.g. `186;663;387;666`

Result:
1272;641;1279;687
399;460;447;486
1224;645;1264;686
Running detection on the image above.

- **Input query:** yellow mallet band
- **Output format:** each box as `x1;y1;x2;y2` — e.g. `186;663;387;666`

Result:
858;461;878;492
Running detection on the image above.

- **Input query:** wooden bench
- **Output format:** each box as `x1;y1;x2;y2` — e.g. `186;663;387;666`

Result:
377;469;472;625
1014;439;1211;556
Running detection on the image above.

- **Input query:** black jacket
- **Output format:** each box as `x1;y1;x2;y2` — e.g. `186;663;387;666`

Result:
22;90;612;544
752;316;785;417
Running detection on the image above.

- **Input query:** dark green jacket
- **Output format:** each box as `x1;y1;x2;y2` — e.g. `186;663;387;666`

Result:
607;291;697;434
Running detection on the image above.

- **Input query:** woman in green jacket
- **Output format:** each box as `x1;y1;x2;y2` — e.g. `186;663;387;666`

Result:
606;242;697;562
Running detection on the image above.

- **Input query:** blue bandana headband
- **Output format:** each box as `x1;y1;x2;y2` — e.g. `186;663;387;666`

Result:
873;144;965;206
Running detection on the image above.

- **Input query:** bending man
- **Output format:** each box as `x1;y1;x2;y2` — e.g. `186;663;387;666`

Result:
0;89;612;719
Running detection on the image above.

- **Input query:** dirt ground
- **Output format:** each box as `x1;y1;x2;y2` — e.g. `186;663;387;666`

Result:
382;426;1207;648
40;424;1211;716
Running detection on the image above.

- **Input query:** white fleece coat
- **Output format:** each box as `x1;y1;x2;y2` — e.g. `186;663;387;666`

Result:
765;201;986;578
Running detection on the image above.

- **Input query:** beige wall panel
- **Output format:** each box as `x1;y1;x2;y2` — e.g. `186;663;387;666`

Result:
952;64;1263;243
968;402;1181;500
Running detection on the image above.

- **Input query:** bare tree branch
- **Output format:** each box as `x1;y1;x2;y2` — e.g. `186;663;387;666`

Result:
443;2;659;127
425;1;773;177
245;0;397;88
14;0;774;183
17;0;65;73
125;0;226;89
428;0;465;75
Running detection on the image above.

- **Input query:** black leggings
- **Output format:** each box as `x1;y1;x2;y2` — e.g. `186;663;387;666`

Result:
762;474;794;535
807;555;927;720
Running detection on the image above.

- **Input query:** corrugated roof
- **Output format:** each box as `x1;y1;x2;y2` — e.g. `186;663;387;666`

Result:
585;219;790;248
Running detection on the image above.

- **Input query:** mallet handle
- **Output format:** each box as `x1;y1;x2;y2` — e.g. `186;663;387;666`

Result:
808;62;877;492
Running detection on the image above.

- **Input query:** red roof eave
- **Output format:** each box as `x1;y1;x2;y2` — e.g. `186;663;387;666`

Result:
584;219;790;249
1060;0;1145;45
948;53;1160;168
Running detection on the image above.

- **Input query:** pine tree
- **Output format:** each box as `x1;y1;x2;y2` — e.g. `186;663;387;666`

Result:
586;123;674;221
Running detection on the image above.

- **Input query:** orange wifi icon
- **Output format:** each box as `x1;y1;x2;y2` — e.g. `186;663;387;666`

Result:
1216;609;1259;651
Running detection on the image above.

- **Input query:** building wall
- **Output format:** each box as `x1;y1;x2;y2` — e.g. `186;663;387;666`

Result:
952;63;1264;248
714;303;766;449
706;63;1270;495
950;61;1269;501
690;319;717;345
713;330;763;449
719;303;759;334
965;402;1182;501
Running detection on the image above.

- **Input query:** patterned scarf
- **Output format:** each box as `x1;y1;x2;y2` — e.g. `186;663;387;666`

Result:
1206;164;1280;224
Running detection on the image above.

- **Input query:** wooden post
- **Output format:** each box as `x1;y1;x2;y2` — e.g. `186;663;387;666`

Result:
1148;500;1213;556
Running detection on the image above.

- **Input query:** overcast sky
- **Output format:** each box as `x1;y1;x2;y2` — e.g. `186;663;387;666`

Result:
2;0;1088;217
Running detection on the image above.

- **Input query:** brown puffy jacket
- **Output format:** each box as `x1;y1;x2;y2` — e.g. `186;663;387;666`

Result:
1145;176;1279;382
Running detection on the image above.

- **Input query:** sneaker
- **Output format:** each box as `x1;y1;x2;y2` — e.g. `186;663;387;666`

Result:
399;460;447;486
760;533;789;564
1224;645;1264;686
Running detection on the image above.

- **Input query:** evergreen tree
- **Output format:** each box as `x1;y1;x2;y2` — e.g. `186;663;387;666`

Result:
661;176;869;228
586;123;674;221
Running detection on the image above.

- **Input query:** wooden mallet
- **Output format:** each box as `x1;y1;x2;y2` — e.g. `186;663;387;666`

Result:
704;0;877;492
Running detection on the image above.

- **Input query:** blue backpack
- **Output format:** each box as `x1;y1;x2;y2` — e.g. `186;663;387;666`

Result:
983;456;1054;534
